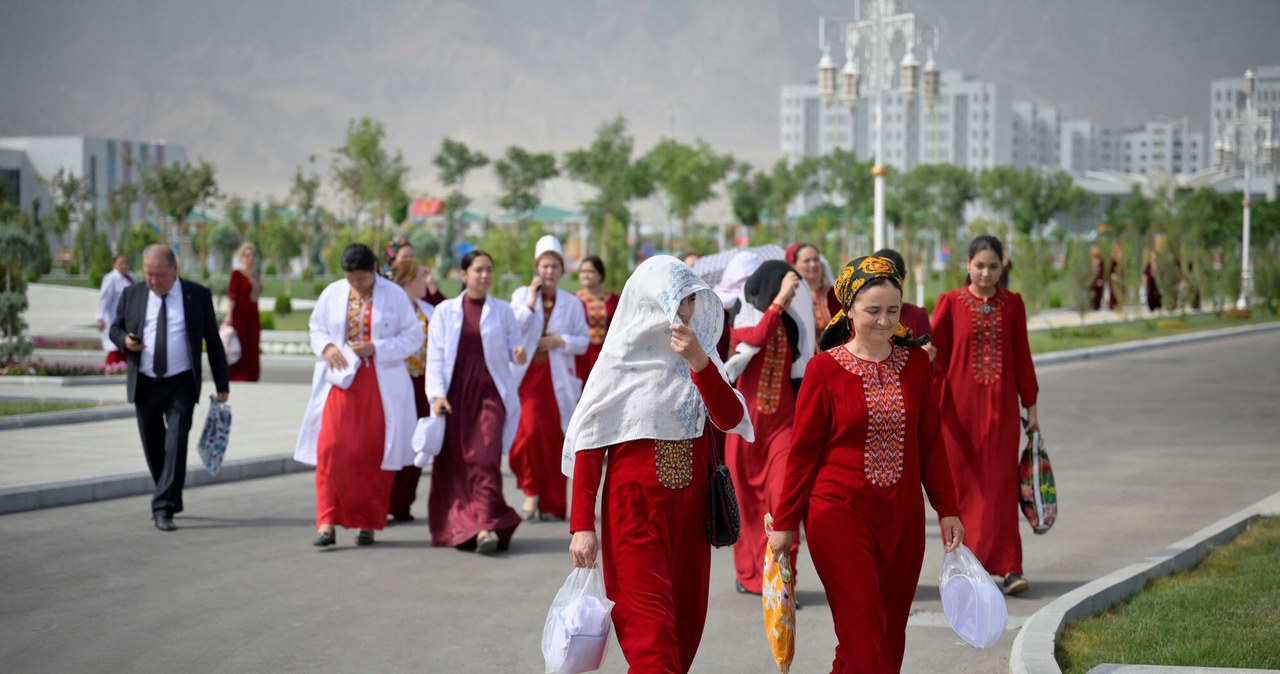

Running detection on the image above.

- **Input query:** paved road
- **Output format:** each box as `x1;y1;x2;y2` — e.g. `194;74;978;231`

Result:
2;332;1278;673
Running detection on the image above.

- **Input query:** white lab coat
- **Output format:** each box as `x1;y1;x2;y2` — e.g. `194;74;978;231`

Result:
426;294;537;454
294;276;424;470
509;286;590;432
97;269;134;351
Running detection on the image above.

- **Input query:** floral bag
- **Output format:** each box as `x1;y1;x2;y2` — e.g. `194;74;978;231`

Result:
1018;429;1056;534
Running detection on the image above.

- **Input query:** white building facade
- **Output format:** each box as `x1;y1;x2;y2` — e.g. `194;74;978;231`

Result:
1210;65;1279;177
1119;122;1206;177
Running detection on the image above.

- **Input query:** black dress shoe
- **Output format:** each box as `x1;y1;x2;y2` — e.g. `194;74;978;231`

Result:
312;531;336;547
355;530;375;546
153;514;177;532
390;512;415;523
735;581;761;596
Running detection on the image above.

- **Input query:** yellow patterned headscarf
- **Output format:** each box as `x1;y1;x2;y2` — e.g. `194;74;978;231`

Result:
817;256;926;350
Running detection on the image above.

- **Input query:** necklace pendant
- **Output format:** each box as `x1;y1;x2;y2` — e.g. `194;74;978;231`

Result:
981;303;994;315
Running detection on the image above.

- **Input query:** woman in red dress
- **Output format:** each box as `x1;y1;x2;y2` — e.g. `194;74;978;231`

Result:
931;235;1040;595
225;243;262;381
769;256;963;674
787;242;834;343
386;258;433;522
566;255;754;673
574;255;619;384
873;248;937;362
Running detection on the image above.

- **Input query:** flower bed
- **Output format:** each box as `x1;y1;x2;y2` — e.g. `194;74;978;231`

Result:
31;337;103;351
0;360;129;377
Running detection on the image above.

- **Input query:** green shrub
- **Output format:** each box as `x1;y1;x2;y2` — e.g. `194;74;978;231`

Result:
67;262;80;275
301;266;314;282
274;293;292;315
1048;294;1064;309
258;311;275;330
313;280;327;296
265;262;278;276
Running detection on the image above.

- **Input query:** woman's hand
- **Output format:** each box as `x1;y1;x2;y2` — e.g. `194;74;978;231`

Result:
526;276;545;310
322;344;347;370
424;267;438;295
513;346;528;366
350;339;376;358
670;323;709;372
1025;404;1040;435
432;397;452;416
537;333;564;353
939;516;964;553
569;530;598;568
922;342;938;362
773;272;802;308
767;529;795;561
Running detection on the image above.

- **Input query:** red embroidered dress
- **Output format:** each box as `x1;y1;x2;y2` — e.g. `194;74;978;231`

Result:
931;286;1038;576
725;305;800;594
509;293;569;520
774;345;957;674
314;289;394;531
574;290;618;383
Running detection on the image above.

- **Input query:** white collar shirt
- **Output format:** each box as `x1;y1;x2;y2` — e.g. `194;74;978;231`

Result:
141;278;192;378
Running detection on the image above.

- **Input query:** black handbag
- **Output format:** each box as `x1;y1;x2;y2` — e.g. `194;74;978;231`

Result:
706;432;741;548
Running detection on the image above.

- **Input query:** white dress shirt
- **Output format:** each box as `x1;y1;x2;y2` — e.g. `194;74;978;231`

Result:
141;279;192;378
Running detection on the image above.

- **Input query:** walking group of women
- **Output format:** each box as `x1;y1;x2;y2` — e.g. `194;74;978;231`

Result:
289;229;1040;674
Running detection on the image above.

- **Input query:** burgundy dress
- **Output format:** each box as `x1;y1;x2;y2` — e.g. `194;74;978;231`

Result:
427;295;522;549
228;269;260;381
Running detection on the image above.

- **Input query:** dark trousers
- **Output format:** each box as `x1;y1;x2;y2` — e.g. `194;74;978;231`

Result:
134;373;198;516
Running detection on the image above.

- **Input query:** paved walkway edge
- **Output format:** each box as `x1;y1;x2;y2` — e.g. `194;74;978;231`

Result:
0;404;133;430
0;455;316;516
1010;491;1280;674
1032;321;1280;367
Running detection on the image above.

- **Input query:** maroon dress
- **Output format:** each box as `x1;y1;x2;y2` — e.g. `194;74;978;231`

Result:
228;269;261;381
427;295;522;549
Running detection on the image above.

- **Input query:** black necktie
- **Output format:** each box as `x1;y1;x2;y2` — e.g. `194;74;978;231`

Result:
154;293;168;378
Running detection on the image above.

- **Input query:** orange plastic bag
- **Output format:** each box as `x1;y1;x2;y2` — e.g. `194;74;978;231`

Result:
761;514;795;673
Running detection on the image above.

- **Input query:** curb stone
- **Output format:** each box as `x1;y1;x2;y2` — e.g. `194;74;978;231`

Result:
0;404;134;430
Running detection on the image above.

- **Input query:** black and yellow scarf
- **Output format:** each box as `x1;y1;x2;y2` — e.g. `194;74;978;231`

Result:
817;256;928;351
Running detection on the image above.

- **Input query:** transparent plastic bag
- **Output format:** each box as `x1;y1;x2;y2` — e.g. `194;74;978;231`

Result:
938;543;1007;649
411;414;446;467
219;325;242;365
761;514;795;673
542;565;615;674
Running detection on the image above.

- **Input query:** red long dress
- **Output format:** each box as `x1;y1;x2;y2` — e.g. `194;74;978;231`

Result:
227;269;260;381
570;365;746;674
509;294;568;520
775;346;958;674
931;286;1038;576
388;302;431;520
725;304;801;594
427;295;523;549
900;303;931;341
574;290;618;384
314;291;394;530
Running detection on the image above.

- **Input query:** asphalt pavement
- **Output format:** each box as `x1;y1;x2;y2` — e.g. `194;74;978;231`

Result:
2;319;1278;673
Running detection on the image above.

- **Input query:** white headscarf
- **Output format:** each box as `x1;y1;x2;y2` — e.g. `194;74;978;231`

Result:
712;251;763;309
562;255;753;477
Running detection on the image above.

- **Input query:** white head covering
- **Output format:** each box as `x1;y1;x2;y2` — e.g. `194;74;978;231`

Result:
562;255;753;477
535;235;563;259
713;251;763;309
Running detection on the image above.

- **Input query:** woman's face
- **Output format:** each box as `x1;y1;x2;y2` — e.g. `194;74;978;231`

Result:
967;249;1003;292
461;255;494;296
241;248;257;267
577;262;601;291
402;268;427;299
537;255;564;290
794;246;824;285
849;282;902;344
676;294;697;324
345;270;376;296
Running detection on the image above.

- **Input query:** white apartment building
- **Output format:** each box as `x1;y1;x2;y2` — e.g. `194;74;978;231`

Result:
1012;101;1060;171
1210;65;1279;176
1119;122;1206;176
0;136;187;244
1059;120;1121;175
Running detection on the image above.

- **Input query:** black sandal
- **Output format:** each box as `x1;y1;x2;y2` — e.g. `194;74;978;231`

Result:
312;531;336;547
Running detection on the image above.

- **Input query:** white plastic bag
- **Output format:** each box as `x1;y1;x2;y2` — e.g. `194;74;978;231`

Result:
411;414;446;467
219;324;242;365
938;543;1008;649
542;565;615;674
196;395;232;476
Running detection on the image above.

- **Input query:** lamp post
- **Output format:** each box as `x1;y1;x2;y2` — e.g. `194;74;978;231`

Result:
1216;68;1277;310
817;0;938;253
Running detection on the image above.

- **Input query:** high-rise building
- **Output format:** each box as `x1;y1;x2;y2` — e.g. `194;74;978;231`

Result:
1012;101;1060;171
1119;122;1206;176
1059;120;1121;175
1210;65;1279;176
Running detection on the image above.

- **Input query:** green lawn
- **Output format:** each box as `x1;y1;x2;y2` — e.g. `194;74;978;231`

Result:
1057;517;1280;673
0;400;101;416
1028;312;1279;354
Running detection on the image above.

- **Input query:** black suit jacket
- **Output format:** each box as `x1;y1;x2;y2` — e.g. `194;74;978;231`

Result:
109;278;231;404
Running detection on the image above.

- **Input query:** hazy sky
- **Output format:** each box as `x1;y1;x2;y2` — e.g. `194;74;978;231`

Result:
2;0;1278;218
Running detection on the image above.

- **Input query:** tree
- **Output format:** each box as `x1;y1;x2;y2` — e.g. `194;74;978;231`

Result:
290;163;324;272
643;138;733;250
1065;239;1096;323
433;138;490;270
38;168;93;266
139;159;219;266
331;118;409;232
494;146;559;218
563;116;654;275
763;157;816;242
209;221;241;275
0;223;40;360
105;181;140;247
256;203;303;292
818;147;874;233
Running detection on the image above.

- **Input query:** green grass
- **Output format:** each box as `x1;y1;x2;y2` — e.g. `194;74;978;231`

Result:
1028;312;1280;354
0;400;101;416
1057;517;1280;673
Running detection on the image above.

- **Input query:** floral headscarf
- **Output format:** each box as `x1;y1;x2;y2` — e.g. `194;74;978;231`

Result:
817;256;928;351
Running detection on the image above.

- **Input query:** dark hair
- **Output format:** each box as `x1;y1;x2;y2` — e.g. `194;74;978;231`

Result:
580;255;606;281
341;243;377;272
459;249;493;272
853;276;902;304
963;235;1005;286
872;248;908;282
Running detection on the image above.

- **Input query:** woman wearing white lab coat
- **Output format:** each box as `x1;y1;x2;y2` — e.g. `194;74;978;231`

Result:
425;249;536;553
294;243;424;548
508;247;590;521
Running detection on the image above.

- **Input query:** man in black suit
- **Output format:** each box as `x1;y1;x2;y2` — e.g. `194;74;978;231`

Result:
110;244;230;531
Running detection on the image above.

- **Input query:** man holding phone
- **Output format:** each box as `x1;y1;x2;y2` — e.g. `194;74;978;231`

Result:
110;244;230;531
